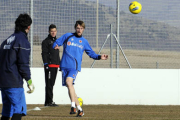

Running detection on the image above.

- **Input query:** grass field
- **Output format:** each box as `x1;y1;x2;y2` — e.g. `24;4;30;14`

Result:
1;104;180;120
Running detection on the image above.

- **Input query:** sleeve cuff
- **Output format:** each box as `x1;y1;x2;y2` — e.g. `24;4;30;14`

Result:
98;55;101;60
25;77;31;81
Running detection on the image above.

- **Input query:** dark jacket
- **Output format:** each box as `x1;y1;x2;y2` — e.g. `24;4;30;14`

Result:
0;31;31;88
41;34;60;66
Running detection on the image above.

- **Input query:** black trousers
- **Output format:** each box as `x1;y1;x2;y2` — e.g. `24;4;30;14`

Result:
44;67;58;104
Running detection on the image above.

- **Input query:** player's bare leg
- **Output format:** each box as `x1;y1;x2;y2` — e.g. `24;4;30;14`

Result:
74;93;79;106
66;77;83;116
66;77;76;102
66;77;77;114
74;93;84;117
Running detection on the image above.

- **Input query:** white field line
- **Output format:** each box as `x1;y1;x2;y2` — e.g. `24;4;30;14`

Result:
27;106;49;112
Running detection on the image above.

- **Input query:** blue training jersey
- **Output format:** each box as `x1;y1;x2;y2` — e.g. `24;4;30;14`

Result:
53;33;101;71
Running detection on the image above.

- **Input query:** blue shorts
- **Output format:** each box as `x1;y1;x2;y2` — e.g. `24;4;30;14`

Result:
61;69;78;86
1;88;26;117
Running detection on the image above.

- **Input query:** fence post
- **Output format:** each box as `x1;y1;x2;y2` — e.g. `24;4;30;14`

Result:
30;0;33;67
96;0;99;48
110;24;113;68
116;0;120;68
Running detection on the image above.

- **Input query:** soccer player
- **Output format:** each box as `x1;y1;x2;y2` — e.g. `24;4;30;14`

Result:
53;20;108;117
0;13;35;120
41;24;60;106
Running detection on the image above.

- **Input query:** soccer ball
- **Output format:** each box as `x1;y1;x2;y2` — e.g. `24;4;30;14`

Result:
129;1;142;14
78;97;83;107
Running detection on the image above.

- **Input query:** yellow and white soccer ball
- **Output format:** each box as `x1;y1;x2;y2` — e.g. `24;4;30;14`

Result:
129;1;142;14
78;97;83;107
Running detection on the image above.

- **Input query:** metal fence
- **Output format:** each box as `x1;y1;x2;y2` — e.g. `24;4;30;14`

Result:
1;0;180;69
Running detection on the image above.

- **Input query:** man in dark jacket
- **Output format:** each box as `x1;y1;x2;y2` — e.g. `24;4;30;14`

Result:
0;13;35;120
41;24;60;106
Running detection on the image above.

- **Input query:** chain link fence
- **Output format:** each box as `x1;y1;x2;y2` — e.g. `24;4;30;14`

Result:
1;0;180;68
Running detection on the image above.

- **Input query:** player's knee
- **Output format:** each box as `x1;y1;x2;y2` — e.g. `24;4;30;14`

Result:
66;80;72;87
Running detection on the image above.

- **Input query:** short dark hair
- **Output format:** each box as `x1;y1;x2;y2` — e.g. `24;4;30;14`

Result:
49;24;56;31
15;13;32;32
74;20;85;29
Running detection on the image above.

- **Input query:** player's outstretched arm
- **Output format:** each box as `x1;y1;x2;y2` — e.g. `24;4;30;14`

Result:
101;54;108;60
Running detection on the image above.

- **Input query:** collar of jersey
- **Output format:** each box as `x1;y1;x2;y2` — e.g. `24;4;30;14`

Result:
74;33;82;38
48;34;56;41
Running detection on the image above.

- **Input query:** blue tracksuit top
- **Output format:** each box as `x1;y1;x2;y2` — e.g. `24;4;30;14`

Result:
0;31;31;88
53;33;101;71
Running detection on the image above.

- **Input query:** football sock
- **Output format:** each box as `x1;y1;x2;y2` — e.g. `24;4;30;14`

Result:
71;102;76;108
77;105;82;111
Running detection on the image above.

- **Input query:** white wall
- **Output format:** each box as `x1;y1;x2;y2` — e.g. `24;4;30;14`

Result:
1;68;180;105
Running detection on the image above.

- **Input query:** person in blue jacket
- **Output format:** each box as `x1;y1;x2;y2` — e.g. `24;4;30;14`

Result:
0;13;35;120
53;20;108;117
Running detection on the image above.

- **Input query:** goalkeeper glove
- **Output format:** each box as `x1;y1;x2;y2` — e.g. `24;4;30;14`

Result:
27;79;35;94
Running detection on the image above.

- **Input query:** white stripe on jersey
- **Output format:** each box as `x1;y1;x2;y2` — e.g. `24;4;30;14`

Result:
13;47;30;50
